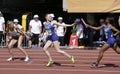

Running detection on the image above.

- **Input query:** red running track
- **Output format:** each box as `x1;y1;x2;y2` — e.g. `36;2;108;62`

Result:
0;48;120;74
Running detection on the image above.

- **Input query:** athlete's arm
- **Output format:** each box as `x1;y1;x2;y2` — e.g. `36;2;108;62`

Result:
110;26;120;36
87;24;104;30
53;21;74;27
6;33;8;46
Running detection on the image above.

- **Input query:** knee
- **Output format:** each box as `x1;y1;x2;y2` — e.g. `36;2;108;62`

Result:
17;45;21;49
43;48;47;52
8;45;12;49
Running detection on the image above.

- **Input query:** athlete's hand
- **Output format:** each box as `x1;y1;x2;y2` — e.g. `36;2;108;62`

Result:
72;23;76;26
85;24;89;28
113;33;117;36
26;36;30;39
39;33;43;38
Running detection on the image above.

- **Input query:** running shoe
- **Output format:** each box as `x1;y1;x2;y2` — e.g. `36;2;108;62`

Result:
91;62;98;67
7;57;14;62
24;57;30;62
46;61;54;67
70;56;75;64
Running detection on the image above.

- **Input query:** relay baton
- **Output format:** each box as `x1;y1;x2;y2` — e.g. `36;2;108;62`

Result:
81;18;87;28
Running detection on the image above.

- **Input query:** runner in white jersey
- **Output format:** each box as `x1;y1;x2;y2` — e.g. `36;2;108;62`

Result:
13;19;23;30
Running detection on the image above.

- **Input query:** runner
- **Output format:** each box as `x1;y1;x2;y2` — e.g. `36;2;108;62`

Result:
83;18;120;67
6;21;30;62
42;14;75;67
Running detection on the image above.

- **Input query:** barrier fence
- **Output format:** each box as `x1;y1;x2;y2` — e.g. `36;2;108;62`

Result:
0;33;30;48
0;33;104;49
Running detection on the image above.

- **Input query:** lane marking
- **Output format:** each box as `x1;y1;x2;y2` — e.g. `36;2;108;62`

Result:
0;68;120;73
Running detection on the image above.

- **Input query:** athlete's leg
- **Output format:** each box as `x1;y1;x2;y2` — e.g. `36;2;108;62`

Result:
53;41;75;63
17;36;29;61
43;40;52;61
43;40;53;66
113;43;120;54
92;43;110;67
53;41;71;58
7;39;17;61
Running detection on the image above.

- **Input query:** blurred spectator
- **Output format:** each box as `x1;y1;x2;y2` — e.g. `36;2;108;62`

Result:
26;30;32;48
39;30;48;47
74;18;84;46
0;11;5;45
13;19;23;30
29;15;42;48
56;17;67;46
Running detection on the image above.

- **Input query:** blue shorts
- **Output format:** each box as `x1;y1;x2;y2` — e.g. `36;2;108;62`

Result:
47;33;59;42
106;37;116;47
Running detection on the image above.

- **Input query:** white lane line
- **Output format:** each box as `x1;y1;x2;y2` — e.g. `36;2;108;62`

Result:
0;68;120;73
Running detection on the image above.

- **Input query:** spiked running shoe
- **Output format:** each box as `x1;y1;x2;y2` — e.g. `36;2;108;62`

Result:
7;57;14;62
46;61;54;67
91;62;98;67
70;56;75;64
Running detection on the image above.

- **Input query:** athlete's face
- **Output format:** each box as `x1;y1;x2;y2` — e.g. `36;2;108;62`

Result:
58;19;63;23
50;17;54;21
14;22;18;25
105;18;110;24
9;23;14;29
46;14;52;21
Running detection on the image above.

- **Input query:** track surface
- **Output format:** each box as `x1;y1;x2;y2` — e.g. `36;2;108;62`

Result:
0;48;120;74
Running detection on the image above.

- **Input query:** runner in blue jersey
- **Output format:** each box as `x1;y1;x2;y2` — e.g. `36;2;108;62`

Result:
83;18;120;67
42;14;75;67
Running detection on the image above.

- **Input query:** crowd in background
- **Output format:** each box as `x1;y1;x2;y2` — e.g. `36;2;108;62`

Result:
0;11;120;49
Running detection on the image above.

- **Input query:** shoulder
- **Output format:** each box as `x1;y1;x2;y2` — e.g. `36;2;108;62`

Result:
62;22;65;25
0;17;4;19
109;25;114;29
18;24;22;26
29;20;34;25
52;20;57;24
30;19;34;22
43;21;47;25
0;17;5;22
38;20;41;23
